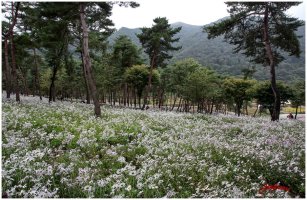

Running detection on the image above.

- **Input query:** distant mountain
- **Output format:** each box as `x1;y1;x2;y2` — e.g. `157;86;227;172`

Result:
109;19;305;82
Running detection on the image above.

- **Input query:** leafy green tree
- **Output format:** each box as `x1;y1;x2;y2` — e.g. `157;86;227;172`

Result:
252;81;293;117
13;34;35;96
289;80;305;119
205;2;304;121
21;2;72;102
79;2;103;116
182;67;221;113
21;2;139;116
158;58;199;110
40;68;52;96
111;35;143;106
223;77;255;116
112;35;143;70
165;58;201;110
125;65;159;108
137;17;181;109
169;58;202;93
2;2;21;101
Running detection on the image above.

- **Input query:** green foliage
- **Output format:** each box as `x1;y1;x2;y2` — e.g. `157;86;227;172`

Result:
39;68;51;94
166;58;201;94
137;17;182;68
204;2;304;121
223;78;255;116
252;81;293;112
109;22;305;82
112;35;143;71
182;67;220;103
289;80;305;107
124;64;159;97
204;2;304;66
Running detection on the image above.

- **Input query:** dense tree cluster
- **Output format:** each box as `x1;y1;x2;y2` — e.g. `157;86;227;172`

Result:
2;2;304;120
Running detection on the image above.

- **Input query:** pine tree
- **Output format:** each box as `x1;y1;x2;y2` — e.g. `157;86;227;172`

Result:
137;17;181;110
2;2;20;101
204;2;304;121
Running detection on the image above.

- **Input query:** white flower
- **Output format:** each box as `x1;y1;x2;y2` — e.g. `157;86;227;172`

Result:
125;185;132;191
106;149;117;156
137;182;143;189
117;156;126;163
84;185;92;192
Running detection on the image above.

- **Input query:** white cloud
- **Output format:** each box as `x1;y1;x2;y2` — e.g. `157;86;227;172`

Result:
110;0;229;29
110;0;305;29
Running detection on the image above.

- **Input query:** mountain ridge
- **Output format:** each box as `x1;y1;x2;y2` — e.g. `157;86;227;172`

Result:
109;19;305;82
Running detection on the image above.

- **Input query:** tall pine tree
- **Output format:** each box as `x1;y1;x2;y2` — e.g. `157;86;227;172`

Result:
137;17;181;110
204;2;304;121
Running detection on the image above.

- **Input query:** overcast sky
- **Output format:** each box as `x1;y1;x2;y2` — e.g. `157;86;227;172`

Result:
110;0;306;29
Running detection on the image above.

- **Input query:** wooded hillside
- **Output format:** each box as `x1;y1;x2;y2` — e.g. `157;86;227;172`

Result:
109;20;305;82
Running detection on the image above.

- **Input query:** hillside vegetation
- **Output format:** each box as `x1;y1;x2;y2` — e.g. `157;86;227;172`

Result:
109;20;305;82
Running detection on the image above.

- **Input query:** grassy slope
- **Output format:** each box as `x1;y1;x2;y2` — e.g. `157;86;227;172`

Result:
2;97;305;198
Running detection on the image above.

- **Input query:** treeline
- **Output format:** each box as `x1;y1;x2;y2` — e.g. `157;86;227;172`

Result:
110;24;305;83
1;2;305;118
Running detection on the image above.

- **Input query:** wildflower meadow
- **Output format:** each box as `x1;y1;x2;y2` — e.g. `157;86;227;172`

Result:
2;96;305;198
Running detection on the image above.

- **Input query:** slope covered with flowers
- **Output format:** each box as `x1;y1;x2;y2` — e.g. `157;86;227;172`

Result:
2;96;305;198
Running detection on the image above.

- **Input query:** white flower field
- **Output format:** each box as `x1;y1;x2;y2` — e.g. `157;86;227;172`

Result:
2;96;305;198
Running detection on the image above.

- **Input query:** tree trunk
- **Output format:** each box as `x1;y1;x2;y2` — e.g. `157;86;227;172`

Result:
134;88;137;108
137;89;142;108
80;51;91;104
295;105;298;119
171;94;177;111
10;32;20;102
235;99;243;117
19;68;29;96
49;64;58;102
264;3;280;121
253;104;259;117
33;48;42;100
127;85;130;107
79;3;101;117
142;51;156;110
177;97;182;112
4;39;11;98
158;88;164;109
4;2;20;99
124;83;127;106
210;100;214;114
113;91;116;106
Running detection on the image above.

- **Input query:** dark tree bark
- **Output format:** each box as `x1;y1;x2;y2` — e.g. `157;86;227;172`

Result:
49;45;65;103
158;88;164;109
295;106;298;119
4;39;11;98
253;104;259;117
134;88;137;108
210;101;214;114
123;83;127;106
9;2;20;102
264;4;280;121
80;51;90;104
142;51;156;110
33;48;42;100
177;97;182;112
4;2;20;100
49;63;58;102
10;33;20;102
171;94;177;111
79;3;101;117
